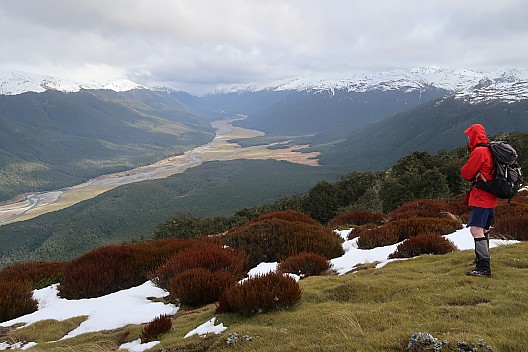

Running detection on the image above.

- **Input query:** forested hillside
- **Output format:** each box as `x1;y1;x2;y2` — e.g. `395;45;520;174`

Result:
208;88;447;135
314;97;528;169
0;89;216;201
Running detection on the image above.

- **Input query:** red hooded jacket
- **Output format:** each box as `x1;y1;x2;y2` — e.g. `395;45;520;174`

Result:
461;124;498;208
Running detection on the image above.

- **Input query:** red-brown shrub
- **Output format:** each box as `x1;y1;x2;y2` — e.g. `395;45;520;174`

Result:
251;210;321;227
59;238;212;299
216;272;302;316
126;237;220;276
356;222;400;249
491;215;528;241
328;211;386;229
347;224;379;241
511;189;528;204
0;280;38;323
222;219;344;269
59;245;137;299
389;199;466;220
140;315;172;343
494;201;528;218
149;245;247;291
278;252;330;277
168;268;236;306
356;217;462;249
388;233;457;259
0;261;68;289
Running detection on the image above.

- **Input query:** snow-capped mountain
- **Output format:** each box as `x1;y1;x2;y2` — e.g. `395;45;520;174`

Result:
211;67;528;104
2;67;528;104
0;70;144;95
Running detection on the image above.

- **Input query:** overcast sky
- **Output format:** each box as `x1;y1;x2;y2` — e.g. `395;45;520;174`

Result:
1;0;527;93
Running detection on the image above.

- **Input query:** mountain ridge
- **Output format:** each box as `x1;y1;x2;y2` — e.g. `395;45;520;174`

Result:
3;67;528;104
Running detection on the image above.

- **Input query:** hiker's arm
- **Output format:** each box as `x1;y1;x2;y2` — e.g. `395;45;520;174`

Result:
461;149;486;181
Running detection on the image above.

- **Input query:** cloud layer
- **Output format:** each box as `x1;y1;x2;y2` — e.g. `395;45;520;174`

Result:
1;0;527;93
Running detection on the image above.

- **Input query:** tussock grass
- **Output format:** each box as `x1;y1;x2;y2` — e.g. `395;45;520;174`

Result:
4;242;528;351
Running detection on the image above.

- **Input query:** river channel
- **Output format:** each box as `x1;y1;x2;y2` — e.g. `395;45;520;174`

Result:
0;117;320;225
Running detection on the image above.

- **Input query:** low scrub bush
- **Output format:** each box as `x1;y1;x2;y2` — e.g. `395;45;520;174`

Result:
347;224;380;241
216;272;302;316
250;210;321;227
127;237;220;276
278;252;330;277
356;222;401;249
149;245;246;291
167;268;236;306
0;280;38;323
140;315;172;343
0;261;68;289
389;233;457;259
59;245;137;299
494;201;528;218
60;238;212;299
357;217;462;249
222;219;344;269
389;199;466;220
328;211;385;229
491;215;528;241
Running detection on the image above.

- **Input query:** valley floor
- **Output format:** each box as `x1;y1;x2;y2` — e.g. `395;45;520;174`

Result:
0;117;319;226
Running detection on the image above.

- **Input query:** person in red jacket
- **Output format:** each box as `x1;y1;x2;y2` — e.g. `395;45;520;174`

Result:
461;123;498;277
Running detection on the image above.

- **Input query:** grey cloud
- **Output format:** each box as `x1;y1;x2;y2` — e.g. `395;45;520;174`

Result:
1;0;527;92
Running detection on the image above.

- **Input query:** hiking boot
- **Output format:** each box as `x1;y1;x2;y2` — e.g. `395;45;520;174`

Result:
466;269;492;278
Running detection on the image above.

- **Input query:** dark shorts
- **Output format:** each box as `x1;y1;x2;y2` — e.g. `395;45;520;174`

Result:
467;207;495;230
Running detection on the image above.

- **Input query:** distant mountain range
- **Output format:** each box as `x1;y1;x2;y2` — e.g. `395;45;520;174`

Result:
0;70;145;95
1;67;527;199
2;67;528;101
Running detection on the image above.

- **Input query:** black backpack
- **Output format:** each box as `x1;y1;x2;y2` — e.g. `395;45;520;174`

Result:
474;141;523;201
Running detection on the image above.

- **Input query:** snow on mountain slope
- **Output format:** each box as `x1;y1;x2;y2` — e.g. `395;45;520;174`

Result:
2;67;528;104
211;67;528;104
455;80;528;104
0;70;144;95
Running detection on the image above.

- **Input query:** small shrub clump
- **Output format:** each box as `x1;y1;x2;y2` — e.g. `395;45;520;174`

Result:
0;261;67;289
491;215;528;241
222;219;344;269
357;217;462;249
389;233;457;259
0;280;38;323
150;245;246;291
389;199;467;220
328;211;386;229
59;245;140;299
216;272;302;316
167;268;236;306
140;315;172;343
278;252;331;277
251;210;322;227
60;238;222;299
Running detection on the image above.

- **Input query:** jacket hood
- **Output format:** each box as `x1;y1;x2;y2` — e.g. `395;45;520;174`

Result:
464;124;490;151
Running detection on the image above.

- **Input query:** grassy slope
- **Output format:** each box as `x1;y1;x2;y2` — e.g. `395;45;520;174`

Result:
0;160;342;266
6;241;528;351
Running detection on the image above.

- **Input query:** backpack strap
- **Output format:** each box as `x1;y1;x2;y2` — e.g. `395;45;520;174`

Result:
474;142;495;177
475;142;491;148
